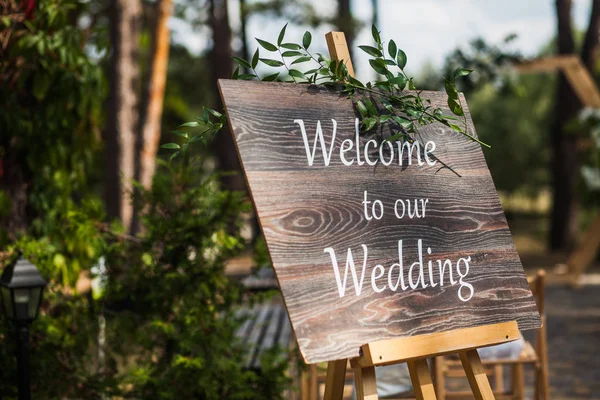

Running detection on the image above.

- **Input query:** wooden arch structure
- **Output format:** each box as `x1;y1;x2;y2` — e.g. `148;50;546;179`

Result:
516;55;600;285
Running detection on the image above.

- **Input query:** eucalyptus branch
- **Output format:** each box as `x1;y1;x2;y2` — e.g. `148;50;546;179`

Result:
277;47;297;83
164;23;491;161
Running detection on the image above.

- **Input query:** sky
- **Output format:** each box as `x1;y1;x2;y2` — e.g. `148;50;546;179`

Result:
171;0;594;81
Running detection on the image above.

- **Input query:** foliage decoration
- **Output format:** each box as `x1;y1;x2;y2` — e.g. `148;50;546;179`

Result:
163;23;490;158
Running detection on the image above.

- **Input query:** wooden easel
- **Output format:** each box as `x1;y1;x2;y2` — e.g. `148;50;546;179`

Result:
323;31;521;400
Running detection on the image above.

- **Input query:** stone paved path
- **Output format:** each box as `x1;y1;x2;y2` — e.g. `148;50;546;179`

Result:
542;282;600;399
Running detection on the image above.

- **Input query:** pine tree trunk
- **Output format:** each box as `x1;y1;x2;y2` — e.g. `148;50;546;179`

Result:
209;0;246;193
0;152;28;240
239;0;250;65
138;0;172;192
549;0;600;251
371;0;379;30
105;0;141;232
336;0;354;61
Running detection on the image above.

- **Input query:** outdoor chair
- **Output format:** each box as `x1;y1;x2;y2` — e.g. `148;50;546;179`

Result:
434;269;549;399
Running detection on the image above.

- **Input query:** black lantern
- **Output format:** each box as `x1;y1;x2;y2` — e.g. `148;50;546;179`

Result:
1;251;46;400
1;252;46;322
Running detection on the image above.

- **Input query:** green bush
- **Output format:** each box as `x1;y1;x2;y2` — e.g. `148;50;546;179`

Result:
0;1;292;397
101;156;291;399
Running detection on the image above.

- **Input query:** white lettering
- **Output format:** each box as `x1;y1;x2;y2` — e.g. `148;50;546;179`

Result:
294;119;337;166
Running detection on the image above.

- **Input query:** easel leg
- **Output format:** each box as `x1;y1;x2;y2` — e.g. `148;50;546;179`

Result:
352;363;378;400
459;350;496;400
494;365;504;393
408;359;437;400
512;364;524;399
310;364;318;400
434;357;446;399
324;359;347;400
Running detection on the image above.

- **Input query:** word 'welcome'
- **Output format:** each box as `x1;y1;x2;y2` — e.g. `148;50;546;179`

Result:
294;119;438;167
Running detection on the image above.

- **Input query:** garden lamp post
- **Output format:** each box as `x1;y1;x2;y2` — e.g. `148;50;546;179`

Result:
0;251;46;400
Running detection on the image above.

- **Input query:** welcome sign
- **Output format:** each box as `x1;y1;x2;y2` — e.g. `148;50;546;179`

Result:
219;80;541;364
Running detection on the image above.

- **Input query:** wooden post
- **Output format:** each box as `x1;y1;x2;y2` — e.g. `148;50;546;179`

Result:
351;360;378;400
323;359;347;400
459;350;495;400
407;359;437;399
326;32;355;78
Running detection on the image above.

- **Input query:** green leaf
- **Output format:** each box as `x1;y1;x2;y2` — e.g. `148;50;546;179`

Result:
390;75;407;89
206;108;222;118
169;151;180;161
289;69;307;80
364;98;377;116
317;68;330;75
449;124;464;133
374;81;392;91
329;60;338;73
161;143;180;149
232;66;239;79
281;50;304;57
362;117;377;131
396;49;407;69
232;56;251;69
392;116;412;130
302;31;312;49
447;97;464;116
453;67;473;79
408;78;416;90
238;74;256;80
291;56;311;65
256;38;277;51
188;135;203;143
280;43;303;50
381;99;394;112
369;59;388;75
251;48;259;69
277;23;287;46
260;58;284;67
379;114;390;123
356;100;368;118
179;121;200;128
444;79;459;98
347;76;365;88
371;24;381;45
358;45;382;57
262;72;280;81
171;130;188;139
388;40;397;59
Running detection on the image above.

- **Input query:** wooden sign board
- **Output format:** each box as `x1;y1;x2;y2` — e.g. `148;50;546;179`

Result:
219;80;542;364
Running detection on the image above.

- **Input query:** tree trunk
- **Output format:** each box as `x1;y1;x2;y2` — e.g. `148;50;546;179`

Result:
0;149;28;240
106;0;141;232
138;0;172;192
239;0;250;66
336;0;354;61
582;0;600;70
209;0;245;193
371;0;378;30
549;0;600;251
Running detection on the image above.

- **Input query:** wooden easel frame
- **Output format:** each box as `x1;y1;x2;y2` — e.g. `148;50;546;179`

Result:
516;56;600;286
322;31;522;400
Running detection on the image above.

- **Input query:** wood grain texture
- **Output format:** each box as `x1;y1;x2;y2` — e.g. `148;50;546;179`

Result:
219;80;542;364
